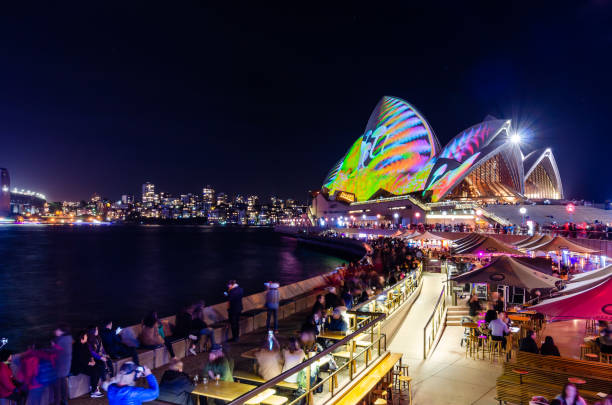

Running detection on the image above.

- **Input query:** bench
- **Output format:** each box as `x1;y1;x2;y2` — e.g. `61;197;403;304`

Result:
496;353;612;404
233;370;299;390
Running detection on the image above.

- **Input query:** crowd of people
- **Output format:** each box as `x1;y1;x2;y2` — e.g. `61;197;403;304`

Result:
0;237;421;405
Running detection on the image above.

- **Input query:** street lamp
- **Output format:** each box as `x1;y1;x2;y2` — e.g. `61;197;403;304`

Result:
519;207;527;226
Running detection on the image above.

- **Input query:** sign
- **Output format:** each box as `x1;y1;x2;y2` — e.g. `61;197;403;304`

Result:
336;191;356;203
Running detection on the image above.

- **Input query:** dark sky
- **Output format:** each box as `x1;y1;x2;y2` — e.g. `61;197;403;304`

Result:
1;2;611;202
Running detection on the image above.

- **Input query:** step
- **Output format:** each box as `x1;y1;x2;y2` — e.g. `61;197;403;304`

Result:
446;321;462;326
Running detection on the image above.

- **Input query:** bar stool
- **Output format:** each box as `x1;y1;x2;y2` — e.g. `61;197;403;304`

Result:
489;340;504;363
477;335;489;360
397;375;412;404
584;353;599;362
579;344;591;360
600;352;612;364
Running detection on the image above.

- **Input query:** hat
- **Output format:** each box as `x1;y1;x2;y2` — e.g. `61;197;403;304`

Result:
119;362;137;374
210;344;223;352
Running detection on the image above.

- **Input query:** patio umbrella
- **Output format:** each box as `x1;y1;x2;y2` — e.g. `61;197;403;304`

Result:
518;235;553;251
454;236;524;256
557;271;612;295
407;231;449;241
452;233;481;245
527;236;599;254
450;255;561;290
452;234;485;252
514;234;543;248
391;230;403;237
570;264;612;283
529;277;612;321
400;229;418;238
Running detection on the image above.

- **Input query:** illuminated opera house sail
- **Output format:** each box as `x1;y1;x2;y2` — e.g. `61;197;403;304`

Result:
321;96;563;205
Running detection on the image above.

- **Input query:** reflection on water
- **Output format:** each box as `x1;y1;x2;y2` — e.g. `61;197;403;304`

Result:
0;226;344;350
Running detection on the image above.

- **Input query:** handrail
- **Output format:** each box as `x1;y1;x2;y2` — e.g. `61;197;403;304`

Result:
352;262;423;313
422;284;447;359
228;311;387;405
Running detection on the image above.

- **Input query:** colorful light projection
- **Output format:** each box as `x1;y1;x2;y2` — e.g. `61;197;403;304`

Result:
323;96;438;201
438;123;494;162
426;152;481;202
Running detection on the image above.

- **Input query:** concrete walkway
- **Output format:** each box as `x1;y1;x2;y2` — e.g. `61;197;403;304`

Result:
389;272;503;405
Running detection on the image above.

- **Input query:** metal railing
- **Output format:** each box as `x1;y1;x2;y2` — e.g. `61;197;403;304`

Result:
352;262;423;317
228;311;386;405
423;285;447;359
228;263;424;405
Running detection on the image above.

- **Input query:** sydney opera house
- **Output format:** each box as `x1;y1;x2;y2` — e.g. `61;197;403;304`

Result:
311;96;564;224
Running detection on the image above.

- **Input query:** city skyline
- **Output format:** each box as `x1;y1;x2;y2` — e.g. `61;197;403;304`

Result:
1;3;611;202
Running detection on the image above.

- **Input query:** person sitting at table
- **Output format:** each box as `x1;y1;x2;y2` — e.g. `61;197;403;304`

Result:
484;302;498;324
324;287;341;309
468;294;482;320
540;336;560;356
311;295;325;315
489;311;510;349
302;310;324;336
492;291;504;312
203;344;233;383
255;335;282;380
597;327;612;354
554;382;587;405
158;358;194;405
325;308;348;332
281;337;306;383
519;330;539;354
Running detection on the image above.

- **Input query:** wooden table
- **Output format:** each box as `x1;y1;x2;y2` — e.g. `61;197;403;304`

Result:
192;380;276;404
241;347;260;360
318;330;349;340
508;315;531;323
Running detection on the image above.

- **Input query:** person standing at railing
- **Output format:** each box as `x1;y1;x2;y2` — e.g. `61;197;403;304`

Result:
226;280;244;343
264;281;280;333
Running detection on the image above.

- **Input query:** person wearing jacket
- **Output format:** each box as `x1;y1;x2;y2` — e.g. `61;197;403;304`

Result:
53;324;73;405
100;321;139;364
158;359;194;405
226;280;244;342
139;312;175;358
519;330;540;354
87;326;114;380
71;330;104;398
16;346;58;404
107;362;159;405
0;350;25;405
540;336;561;356
265;281;280;332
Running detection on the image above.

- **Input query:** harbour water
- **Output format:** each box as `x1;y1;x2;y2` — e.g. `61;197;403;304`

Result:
0;225;347;350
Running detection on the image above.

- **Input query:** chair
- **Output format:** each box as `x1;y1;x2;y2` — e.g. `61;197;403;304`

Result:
600;352;612;364
477;335;489;360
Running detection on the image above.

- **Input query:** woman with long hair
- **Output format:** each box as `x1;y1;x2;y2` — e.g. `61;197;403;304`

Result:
555;383;587;405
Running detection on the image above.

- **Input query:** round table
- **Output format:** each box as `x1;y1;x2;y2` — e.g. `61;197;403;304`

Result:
568;377;586;385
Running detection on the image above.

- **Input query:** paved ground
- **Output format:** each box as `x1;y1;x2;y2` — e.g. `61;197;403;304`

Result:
388;272;586;405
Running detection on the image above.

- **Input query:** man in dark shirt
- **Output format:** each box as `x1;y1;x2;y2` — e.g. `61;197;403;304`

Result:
519;330;539;354
324;287;340;309
226;280;244;342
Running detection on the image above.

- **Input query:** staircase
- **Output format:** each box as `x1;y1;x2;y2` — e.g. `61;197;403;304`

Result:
446;306;470;326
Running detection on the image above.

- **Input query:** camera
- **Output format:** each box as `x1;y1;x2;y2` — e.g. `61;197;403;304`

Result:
135;366;145;377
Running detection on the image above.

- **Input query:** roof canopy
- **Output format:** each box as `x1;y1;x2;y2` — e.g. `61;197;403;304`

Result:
527;236;599;254
514;234;542;248
518;235;552;251
453;236;524;256
407;231;449;241
570;264;612;283
558;271;612;295
529;277;612;321
451;255;561;289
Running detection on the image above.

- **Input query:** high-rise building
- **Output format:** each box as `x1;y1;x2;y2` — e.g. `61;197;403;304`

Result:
121;195;134;204
142;182;155;205
216;192;227;206
202;186;215;205
0;168;10;217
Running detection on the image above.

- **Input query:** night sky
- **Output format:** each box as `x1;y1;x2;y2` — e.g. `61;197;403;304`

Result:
1;2;611;202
